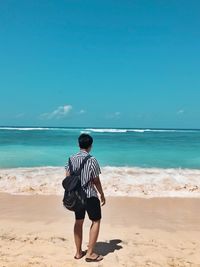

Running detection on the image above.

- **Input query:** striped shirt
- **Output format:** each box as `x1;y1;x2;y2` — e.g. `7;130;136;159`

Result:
65;150;101;198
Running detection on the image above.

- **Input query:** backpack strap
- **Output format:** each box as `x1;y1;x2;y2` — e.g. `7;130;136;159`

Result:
68;157;74;175
68;155;92;176
76;155;92;175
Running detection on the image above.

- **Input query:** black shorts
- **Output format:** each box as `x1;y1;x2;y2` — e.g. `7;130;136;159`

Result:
75;197;101;221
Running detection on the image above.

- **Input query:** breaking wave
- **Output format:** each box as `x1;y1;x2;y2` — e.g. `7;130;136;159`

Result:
0;127;198;133
0;166;200;198
86;128;198;133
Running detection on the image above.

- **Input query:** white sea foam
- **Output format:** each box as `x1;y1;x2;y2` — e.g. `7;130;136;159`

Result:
0;127;198;133
128;129;145;132
80;130;91;134
127;129;198;133
0;166;200;198
86;128;128;133
86;128;198;133
0;127;54;131
0;127;83;132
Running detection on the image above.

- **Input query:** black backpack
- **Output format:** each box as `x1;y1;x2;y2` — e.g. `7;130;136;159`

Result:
62;155;91;212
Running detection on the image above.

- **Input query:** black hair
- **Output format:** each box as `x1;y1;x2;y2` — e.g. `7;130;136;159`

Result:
78;134;93;149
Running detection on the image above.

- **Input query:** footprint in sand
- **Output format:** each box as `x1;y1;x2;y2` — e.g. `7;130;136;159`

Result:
167;257;196;267
145;260;162;267
50;236;67;243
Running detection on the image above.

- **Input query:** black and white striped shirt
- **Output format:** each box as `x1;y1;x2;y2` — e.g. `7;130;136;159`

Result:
65;150;101;198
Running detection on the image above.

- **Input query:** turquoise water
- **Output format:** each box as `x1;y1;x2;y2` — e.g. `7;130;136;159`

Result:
0;127;200;169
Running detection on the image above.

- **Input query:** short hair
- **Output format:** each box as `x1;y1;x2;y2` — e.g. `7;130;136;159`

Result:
78;134;93;149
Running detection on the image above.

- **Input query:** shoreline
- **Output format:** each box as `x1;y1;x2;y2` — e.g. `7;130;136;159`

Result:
1;166;200;198
1;192;200;227
1;193;200;266
1;165;200;170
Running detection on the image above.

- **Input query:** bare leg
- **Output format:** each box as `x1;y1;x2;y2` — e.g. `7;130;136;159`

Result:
74;219;84;258
86;220;103;260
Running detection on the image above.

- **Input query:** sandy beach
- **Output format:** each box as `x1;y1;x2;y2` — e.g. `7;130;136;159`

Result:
1;193;200;267
2;0;200;265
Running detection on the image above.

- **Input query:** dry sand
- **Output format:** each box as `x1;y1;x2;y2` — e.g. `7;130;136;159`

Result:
0;193;200;267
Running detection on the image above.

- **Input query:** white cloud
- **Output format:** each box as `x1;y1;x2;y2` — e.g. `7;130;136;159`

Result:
107;111;121;119
79;109;86;114
15;113;25;118
114;112;121;117
40;105;72;119
177;109;184;114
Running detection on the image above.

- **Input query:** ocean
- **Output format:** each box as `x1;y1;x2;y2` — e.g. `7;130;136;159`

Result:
0;126;200;169
0;126;200;197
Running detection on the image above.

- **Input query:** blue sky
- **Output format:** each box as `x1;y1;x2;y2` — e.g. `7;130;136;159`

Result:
0;0;200;128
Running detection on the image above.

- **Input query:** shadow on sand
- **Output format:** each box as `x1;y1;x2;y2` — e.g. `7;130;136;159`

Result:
94;239;123;256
